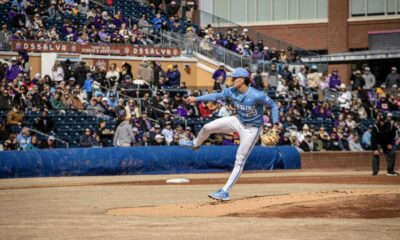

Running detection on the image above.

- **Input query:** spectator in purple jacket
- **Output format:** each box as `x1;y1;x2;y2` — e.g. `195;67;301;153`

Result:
312;102;333;118
176;104;188;117
221;134;235;145
166;64;181;87
11;30;24;40
8;4;20;28
251;48;264;62
112;11;127;29
329;69;341;89
5;57;23;82
98;27;109;42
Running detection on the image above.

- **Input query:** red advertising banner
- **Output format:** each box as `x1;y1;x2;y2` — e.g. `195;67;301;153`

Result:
12;41;181;57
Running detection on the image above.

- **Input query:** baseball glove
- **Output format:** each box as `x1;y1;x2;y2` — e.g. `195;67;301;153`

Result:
261;130;280;146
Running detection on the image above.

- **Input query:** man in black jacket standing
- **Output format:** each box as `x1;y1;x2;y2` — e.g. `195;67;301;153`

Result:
371;114;399;176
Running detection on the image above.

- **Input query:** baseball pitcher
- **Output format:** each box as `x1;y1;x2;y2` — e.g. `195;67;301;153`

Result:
180;67;280;201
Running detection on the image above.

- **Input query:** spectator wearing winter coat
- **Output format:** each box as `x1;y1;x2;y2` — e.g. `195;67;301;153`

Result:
251;70;268;91
79;128;94;148
362;67;376;90
337;84;352;109
39;136;57;149
113;105;135;147
5;57;23;82
34;110;54;133
307;65;322;89
222;134;235;146
83;73;94;100
279;65;293;83
105;63;120;87
6;106;24;126
50;92;64;110
138;61;154;86
312;132;324;151
299;133;313;152
312;103;332;118
0;89;13;110
267;64;279;88
112;10;127;29
166;64;181;87
0;24;12;50
349;135;363;151
198;102;212;118
362;126;372;150
152;13;163;33
328;69;341;89
385;67;400;89
351;70;365;90
338;133;350;151
75;62;89;87
161;121;174;145
51;62;64;83
166;1;180;18
16;127;31;150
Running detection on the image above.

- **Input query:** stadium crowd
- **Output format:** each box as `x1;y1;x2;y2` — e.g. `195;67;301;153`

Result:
0;0;399;152
0;0;300;63
0;48;400;152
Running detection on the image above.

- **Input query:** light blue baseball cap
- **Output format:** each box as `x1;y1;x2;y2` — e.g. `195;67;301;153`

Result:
231;67;249;78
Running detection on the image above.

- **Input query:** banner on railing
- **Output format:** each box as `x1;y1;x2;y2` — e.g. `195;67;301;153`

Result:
12;41;181;57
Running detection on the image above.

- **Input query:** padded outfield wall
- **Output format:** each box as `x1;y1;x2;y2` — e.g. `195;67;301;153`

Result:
0;146;300;178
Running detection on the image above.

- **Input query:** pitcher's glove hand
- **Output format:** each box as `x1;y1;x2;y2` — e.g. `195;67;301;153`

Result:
261;130;280;146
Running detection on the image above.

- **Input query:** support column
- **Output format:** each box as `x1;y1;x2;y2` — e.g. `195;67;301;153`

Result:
327;0;351;84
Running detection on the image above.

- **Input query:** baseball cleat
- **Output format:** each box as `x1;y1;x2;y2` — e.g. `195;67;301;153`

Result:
208;189;230;201
386;171;399;176
178;140;200;151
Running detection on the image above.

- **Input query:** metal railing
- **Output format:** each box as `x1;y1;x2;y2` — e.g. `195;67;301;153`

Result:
26;127;69;148
157;31;250;68
124;14;251;68
194;9;320;58
99;85;189;128
89;0;115;14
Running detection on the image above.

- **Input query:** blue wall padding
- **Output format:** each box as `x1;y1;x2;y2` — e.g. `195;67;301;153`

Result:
0;146;300;178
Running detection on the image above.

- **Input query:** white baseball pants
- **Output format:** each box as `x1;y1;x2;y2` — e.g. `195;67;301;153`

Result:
193;116;261;192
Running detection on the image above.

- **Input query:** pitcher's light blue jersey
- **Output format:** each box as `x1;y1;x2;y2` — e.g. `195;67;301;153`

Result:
196;87;279;128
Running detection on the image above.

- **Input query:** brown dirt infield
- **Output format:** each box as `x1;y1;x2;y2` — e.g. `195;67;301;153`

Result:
106;189;400;219
1;174;399;190
1;171;400;240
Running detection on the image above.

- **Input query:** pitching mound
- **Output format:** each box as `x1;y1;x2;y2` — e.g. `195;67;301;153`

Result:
107;190;400;219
